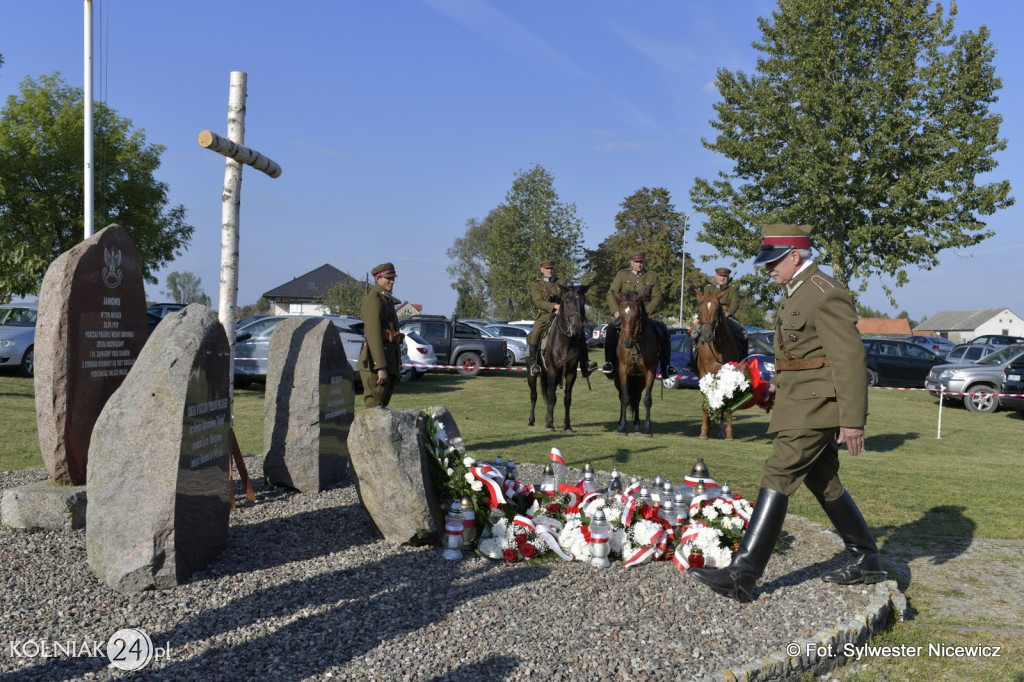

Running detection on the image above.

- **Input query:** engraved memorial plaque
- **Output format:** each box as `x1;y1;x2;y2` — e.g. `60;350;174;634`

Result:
35;224;147;484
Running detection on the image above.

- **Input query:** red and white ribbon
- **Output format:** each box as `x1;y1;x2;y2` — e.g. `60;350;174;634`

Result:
622;529;666;568
471;465;508;508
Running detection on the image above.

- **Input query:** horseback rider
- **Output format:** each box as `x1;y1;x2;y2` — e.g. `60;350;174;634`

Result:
690;267;749;368
528;260;597;378
601;253;677;379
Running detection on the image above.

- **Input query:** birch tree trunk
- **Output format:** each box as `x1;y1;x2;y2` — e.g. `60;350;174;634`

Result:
219;71;246;386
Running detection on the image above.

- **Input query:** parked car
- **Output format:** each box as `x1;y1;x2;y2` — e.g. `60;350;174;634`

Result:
861;338;946;388
905;335;957;357
147;302;187;318
748;329;775;348
663;333;698;389
591;323;609;348
999;355;1024;412
233;315;364;388
236;313;273;328
400;332;436;382
463;321;525;366
965;334;1024;348
399;315;507;375
945;343;998;364
0;302;38;377
926;344;1024;413
146;311;164;336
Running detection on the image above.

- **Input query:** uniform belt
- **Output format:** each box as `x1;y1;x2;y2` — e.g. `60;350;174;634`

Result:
775;356;830;371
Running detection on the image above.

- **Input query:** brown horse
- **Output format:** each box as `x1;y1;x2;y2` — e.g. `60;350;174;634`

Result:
613;291;659;437
694;289;742;439
528;285;590;431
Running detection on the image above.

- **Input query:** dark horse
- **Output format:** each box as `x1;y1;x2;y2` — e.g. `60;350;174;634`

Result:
528;284;591;431
694;289;742;439
613;291;659;437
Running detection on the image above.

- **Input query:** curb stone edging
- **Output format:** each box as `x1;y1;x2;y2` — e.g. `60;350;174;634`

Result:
712;517;908;682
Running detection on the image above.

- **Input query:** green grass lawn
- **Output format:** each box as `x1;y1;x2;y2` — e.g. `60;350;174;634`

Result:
3;366;1023;678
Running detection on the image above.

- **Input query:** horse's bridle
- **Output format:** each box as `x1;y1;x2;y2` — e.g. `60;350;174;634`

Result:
695;298;726;363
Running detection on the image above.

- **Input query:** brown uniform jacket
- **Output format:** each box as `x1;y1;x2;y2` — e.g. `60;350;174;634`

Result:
531;277;562;324
703;282;740;316
359;284;402;374
769;263;867;433
606;268;663;318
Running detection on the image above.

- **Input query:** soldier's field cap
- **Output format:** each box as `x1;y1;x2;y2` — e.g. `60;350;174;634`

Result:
630;252;646;261
372;262;397;279
753;224;812;265
540;260;555;268
715;267;732;276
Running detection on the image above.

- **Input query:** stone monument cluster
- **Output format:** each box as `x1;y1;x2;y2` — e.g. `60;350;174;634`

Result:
0;225;457;595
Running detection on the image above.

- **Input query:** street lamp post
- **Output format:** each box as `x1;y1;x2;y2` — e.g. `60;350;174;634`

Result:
678;213;689;326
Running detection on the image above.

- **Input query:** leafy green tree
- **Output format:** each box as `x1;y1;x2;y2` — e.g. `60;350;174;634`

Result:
322;278;367;317
585;187;704;324
690;0;1013;308
0;73;194;301
239;297;272;320
447;217;493;318
162;271;211;306
447;165;585;320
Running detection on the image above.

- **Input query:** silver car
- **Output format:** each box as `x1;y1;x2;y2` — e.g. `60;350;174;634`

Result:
0;303;38;377
945;343;998;364
233;315;364;388
925;344;1024;413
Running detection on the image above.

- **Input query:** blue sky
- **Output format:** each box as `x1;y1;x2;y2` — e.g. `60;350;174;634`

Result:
2;0;1022;322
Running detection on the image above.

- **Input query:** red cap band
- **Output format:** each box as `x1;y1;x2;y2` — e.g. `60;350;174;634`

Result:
761;235;810;249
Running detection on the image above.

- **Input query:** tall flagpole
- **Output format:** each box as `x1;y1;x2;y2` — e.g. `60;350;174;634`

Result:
83;0;94;239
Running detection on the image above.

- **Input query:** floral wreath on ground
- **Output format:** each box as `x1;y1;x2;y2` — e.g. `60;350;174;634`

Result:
423;411;757;570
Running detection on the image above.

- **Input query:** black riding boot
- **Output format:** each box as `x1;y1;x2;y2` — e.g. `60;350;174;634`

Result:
528;344;541;376
601;323;619;377
689;488;788;603
818;490;886;585
660;333;677;378
578;336;595;377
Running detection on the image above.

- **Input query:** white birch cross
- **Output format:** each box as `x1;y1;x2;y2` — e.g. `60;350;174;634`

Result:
197;71;282;385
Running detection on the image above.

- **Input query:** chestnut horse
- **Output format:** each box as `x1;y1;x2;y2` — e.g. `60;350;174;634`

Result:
694;289;742;439
613;291;659;437
528;285;590;431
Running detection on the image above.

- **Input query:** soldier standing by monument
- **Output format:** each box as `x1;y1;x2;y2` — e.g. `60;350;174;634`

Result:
359;262;403;408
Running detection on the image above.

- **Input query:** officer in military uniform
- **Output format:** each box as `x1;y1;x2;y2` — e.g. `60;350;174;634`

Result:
693;266;748;363
601;253;677;380
359;262;403;408
528;260;596;377
689;225;884;603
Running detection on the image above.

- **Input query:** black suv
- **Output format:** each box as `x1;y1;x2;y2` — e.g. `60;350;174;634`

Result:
1000;356;1024;412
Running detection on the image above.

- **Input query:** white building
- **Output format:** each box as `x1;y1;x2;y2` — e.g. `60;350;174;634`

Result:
914;308;1024;343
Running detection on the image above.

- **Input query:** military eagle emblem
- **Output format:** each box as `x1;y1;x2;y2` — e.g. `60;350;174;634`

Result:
102;247;123;288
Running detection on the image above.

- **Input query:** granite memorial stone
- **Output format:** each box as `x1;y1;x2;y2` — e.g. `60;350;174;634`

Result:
263;317;356;492
35;224;148;485
348;406;459;545
87;305;231;593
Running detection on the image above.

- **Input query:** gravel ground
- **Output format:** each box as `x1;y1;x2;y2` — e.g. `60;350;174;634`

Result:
0;461;897;681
